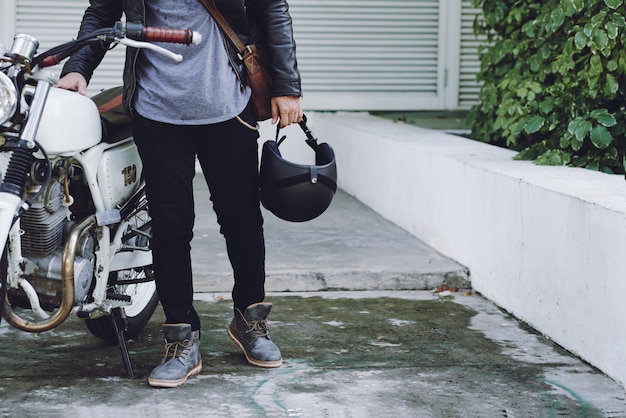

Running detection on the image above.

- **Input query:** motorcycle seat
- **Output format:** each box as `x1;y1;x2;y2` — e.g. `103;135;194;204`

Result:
91;86;133;144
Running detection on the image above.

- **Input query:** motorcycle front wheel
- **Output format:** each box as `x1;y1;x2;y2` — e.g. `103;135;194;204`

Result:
85;266;159;344
0;250;6;326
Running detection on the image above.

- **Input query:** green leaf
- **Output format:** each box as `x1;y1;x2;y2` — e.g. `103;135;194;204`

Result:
528;82;542;94
551;7;566;31
568;118;593;141
589;74;602;92
494;3;507;21
606;21;619;39
529;55;542;72
612;14;626;28
515;142;549;161
591;29;609;51
573;0;585;12
590;125;613;149
605;74;619;95
562;0;578;16
590;108;617;127
522;21;536;38
512;120;526;135
604;0;623;9
589;55;603;76
525;116;546;134
539;97;555;114
514;148;537;161
571;134;584;151
535;150;568;166
592;10;609;27
574;31;587;49
619;55;626;72
586;161;600;171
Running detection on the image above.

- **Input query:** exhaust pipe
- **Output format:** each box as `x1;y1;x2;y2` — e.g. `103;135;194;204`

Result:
2;215;96;332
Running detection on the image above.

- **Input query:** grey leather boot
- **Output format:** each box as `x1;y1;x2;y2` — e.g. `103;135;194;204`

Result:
228;302;282;368
148;324;202;388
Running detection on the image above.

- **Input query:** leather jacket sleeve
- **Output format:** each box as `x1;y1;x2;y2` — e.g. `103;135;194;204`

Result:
247;0;302;97
60;0;124;83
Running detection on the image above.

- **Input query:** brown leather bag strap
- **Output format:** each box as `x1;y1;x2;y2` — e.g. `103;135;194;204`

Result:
198;0;248;55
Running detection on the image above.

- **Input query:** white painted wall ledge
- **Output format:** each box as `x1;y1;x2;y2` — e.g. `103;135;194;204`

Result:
269;111;626;388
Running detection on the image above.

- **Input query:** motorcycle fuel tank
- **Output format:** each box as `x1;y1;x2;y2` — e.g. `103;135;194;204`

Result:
34;87;101;155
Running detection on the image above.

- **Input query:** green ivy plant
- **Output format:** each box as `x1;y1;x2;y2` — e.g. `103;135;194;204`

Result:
468;0;626;173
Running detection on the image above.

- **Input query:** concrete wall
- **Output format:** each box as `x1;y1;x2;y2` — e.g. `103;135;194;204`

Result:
268;112;626;387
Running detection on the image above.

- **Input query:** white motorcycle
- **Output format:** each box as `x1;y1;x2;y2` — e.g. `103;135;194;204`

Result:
0;22;200;376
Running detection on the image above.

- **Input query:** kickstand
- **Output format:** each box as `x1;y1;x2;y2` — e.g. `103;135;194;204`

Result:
111;307;138;379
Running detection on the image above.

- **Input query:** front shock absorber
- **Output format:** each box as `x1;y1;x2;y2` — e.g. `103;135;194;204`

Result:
0;146;32;323
0;147;33;198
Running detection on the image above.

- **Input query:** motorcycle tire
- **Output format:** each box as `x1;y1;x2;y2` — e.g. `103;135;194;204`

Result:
85;266;159;344
0;250;6;326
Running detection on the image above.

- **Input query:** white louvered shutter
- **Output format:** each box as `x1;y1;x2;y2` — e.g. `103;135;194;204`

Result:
14;0;125;96
458;1;485;108
7;0;484;111
289;0;445;110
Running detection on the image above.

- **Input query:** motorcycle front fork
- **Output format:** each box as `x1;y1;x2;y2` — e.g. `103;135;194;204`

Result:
0;79;51;256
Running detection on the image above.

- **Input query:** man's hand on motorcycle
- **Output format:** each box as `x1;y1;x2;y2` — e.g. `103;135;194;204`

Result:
272;96;302;128
56;72;88;96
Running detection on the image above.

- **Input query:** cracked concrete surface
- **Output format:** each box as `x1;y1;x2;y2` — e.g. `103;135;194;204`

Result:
1;177;624;417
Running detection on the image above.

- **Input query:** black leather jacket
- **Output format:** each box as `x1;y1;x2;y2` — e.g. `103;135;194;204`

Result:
61;0;301;114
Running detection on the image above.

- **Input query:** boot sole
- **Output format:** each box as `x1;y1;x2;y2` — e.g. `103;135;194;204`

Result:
228;327;283;368
148;361;203;388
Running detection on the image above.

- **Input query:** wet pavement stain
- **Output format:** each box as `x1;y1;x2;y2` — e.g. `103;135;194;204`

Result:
0;293;621;417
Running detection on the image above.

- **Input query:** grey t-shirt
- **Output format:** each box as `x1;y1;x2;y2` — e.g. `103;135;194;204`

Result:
133;0;251;125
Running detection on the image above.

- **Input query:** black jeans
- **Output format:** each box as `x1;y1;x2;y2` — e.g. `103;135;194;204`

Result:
132;103;265;331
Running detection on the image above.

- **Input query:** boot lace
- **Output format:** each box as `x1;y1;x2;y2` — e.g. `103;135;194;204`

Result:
246;318;270;337
163;338;192;362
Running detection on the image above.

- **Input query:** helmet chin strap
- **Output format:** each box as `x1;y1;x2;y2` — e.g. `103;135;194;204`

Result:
275;123;287;147
274;113;320;151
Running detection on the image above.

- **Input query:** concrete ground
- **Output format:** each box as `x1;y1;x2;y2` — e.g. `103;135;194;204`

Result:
1;177;625;417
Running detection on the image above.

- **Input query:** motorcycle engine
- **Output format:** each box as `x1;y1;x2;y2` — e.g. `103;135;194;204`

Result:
8;167;96;311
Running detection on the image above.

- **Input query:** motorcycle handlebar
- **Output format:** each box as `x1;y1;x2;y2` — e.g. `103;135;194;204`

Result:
35;22;201;68
38;55;61;68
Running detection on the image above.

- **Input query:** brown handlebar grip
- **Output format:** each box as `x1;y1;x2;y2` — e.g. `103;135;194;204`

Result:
143;27;194;45
39;55;61;68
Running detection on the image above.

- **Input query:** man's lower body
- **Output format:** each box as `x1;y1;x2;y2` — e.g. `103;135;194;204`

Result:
132;102;281;388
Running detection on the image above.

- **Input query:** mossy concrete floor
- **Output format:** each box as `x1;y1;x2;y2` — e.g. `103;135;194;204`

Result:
1;291;624;417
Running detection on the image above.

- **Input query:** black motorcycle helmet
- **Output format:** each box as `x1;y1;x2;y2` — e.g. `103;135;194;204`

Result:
259;115;337;222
